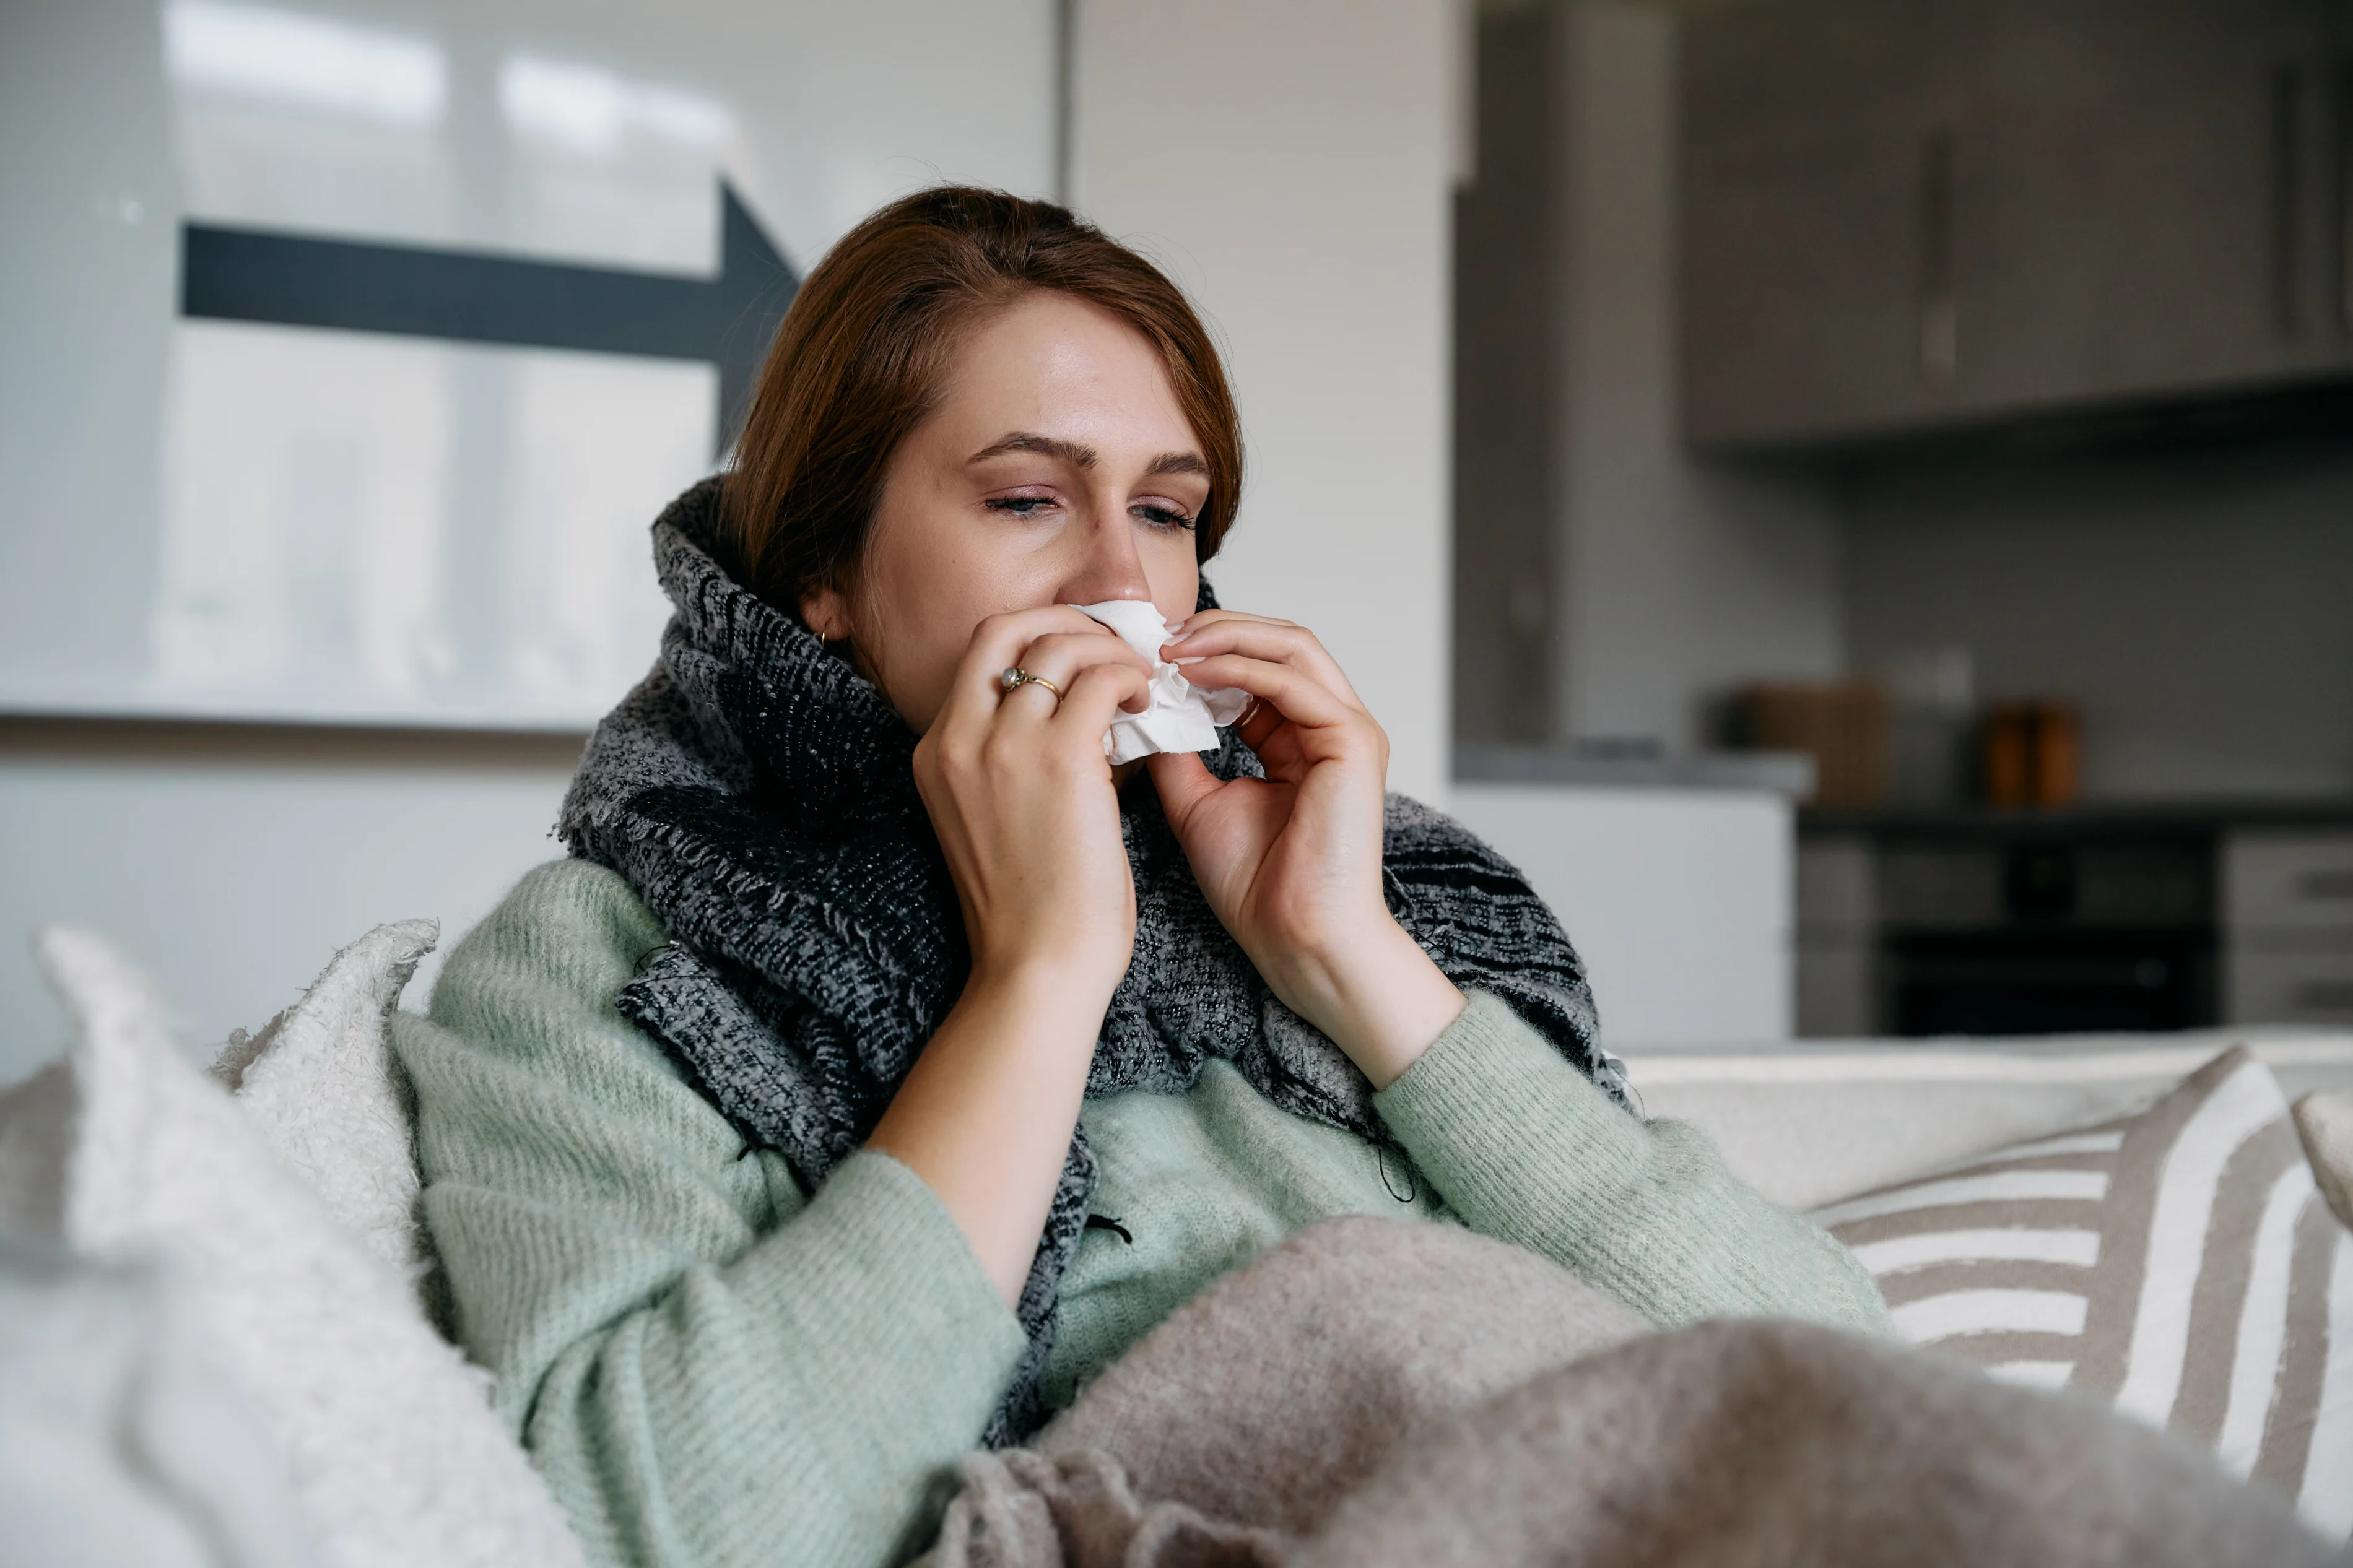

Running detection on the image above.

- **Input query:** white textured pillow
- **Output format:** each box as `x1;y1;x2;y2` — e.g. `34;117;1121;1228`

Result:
0;1234;315;1568
2295;1091;2353;1233
0;926;586;1568
211;918;440;1288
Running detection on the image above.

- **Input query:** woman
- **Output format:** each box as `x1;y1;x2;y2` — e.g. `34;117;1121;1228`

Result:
396;187;1888;1568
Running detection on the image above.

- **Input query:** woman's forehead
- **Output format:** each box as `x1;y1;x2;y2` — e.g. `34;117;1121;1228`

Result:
931;294;1198;454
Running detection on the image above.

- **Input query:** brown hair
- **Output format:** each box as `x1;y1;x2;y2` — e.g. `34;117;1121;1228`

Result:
722;186;1243;613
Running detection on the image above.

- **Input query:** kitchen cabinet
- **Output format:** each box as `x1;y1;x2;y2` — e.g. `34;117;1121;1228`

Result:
1969;0;2346;410
1684;0;2353;449
2225;829;2353;1026
1684;0;1973;444
1796;835;1877;1036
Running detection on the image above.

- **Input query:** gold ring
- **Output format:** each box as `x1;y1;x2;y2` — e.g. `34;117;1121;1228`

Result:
998;667;1063;701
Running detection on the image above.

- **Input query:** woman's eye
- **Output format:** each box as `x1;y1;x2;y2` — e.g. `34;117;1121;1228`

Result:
983;496;1056;517
1133;503;1197;532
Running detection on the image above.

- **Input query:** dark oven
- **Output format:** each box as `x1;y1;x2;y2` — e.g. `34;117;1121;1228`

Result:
1879;833;2218;1036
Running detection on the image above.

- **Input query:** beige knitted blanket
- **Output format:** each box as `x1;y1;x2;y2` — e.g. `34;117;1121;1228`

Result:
923;1217;2335;1567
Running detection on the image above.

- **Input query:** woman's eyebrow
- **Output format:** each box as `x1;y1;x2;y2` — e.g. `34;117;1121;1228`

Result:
965;433;1207;480
968;431;1096;467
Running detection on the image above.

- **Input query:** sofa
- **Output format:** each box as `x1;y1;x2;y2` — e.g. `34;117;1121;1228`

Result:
4;916;2350;1565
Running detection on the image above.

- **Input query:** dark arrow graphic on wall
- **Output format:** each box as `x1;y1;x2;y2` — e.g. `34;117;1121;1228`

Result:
180;180;798;453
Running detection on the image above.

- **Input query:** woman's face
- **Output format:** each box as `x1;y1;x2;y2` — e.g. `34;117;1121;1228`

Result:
801;290;1210;733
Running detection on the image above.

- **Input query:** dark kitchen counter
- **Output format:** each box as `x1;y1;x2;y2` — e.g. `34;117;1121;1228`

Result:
1802;799;2353;842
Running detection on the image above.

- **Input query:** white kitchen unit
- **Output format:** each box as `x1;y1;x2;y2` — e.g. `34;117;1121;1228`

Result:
2225;829;2353;1027
1448;784;1794;1049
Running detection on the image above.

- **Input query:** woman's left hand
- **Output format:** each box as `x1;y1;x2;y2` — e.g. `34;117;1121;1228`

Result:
1147;610;1464;1087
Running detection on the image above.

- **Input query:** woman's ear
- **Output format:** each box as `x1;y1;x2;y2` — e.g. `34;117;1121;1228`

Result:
800;583;853;643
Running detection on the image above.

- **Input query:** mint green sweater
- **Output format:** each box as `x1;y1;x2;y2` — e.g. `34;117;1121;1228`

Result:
394;860;1888;1568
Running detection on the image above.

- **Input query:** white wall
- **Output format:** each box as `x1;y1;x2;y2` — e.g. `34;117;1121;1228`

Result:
0;726;576;1083
1553;1;1844;750
1845;441;2353;799
1071;0;1459;803
1450;782;1794;1046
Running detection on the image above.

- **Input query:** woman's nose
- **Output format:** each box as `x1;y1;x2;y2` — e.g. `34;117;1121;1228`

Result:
1055;506;1152;607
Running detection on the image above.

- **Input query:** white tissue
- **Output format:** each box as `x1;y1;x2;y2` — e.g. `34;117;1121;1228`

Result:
1072;600;1252;763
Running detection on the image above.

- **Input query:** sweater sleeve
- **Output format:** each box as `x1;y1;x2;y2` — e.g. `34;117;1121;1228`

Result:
1372;990;1892;1336
391;860;1027;1568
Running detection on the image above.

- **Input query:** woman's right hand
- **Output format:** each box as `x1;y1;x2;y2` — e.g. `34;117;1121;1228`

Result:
911;605;1155;999
876;608;1152;1306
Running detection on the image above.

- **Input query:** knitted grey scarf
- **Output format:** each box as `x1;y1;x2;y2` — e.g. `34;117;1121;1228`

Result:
559;478;1626;1443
